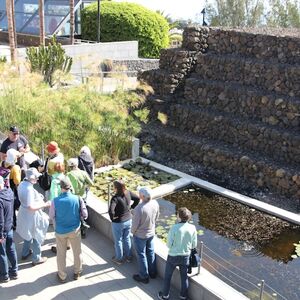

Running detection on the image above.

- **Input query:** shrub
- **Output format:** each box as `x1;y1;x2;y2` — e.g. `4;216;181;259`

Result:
0;64;148;165
26;37;73;87
81;2;169;58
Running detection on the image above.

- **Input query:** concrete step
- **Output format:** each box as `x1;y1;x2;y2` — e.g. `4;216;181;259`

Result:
141;122;300;199
163;103;300;165
195;53;300;97
184;78;300;130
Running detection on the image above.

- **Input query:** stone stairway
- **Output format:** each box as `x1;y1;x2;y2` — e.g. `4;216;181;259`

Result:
139;27;300;199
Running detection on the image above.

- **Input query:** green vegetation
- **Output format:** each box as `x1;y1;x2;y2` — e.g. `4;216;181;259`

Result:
81;2;169;58
91;160;179;200
0;64;148;165
26;37;73;87
207;0;300;28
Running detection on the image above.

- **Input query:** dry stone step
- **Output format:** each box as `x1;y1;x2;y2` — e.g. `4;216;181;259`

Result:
184;78;300;130
195;53;300;97
207;28;300;64
164;103;300;165
141;123;300;199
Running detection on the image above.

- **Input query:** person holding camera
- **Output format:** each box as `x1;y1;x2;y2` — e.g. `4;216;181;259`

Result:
49;176;87;283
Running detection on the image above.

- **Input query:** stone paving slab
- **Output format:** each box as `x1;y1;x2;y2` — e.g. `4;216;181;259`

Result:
0;227;177;300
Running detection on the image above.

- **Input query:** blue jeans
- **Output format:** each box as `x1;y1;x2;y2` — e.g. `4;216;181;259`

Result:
163;255;189;298
111;219;132;260
133;235;156;279
22;238;41;263
0;230;18;280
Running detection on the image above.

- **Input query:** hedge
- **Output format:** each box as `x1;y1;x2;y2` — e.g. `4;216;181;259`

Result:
81;2;169;58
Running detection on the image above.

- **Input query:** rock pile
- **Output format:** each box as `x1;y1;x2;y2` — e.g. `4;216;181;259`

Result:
139;26;300;199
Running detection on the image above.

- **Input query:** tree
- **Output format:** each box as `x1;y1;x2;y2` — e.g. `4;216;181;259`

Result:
69;0;75;44
266;0;300;28
206;0;265;27
39;0;45;45
5;0;16;63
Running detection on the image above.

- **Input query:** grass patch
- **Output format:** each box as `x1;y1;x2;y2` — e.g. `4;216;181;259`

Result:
0;64;149;165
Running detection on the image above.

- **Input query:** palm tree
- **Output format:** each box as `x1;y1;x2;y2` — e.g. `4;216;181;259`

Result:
39;0;45;45
11;0;17;47
69;0;74;44
5;0;16;62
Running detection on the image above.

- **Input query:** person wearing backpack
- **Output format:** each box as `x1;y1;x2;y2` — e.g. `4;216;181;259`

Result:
157;207;197;300
46;142;64;176
67;158;93;198
78;146;94;181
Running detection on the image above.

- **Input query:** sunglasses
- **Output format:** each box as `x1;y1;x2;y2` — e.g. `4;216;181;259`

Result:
13;132;19;136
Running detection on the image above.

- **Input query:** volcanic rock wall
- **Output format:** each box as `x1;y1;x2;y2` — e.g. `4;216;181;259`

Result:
138;26;300;198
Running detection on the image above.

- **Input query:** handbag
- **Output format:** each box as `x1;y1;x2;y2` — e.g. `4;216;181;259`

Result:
39;157;52;191
189;248;200;268
78;196;89;238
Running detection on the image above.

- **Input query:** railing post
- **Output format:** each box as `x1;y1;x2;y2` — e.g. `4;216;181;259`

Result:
132;138;140;160
259;280;265;300
197;241;204;275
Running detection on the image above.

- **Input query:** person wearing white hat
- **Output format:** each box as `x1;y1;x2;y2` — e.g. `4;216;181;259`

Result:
67;158;93;198
131;187;159;284
16;168;51;266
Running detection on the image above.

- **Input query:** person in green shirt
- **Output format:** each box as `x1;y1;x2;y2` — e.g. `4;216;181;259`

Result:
158;207;197;300
67;158;93;198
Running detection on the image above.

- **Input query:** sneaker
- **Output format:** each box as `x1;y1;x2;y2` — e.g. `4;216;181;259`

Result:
32;257;47;266
9;273;18;280
73;272;82;280
133;274;149;284
112;256;124;265
157;291;169;299
57;273;67;283
0;277;9;283
179;297;187;300
125;256;133;263
21;249;33;260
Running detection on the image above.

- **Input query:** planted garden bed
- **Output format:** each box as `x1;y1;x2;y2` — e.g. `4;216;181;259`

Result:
156;185;300;300
91;159;179;200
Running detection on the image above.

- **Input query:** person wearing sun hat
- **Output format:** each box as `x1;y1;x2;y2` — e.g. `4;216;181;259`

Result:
16;168;51;266
46;141;64;176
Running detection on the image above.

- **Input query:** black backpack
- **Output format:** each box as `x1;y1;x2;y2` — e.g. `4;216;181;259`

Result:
39;158;52;191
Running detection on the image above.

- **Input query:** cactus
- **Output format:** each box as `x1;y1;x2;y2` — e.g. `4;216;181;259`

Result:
26;37;73;86
0;56;7;63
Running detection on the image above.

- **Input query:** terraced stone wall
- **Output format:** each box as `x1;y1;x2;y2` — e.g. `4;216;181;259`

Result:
139;26;300;198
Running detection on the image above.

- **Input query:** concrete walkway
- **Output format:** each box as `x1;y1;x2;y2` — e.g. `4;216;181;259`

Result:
0;227;176;300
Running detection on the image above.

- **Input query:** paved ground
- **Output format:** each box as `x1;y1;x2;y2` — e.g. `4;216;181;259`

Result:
0;227;176;300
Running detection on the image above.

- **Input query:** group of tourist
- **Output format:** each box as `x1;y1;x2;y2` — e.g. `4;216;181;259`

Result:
0;125;198;300
108;180;197;300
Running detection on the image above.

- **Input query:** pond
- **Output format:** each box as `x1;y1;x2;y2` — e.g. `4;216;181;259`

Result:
91;160;179;200
156;186;300;300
